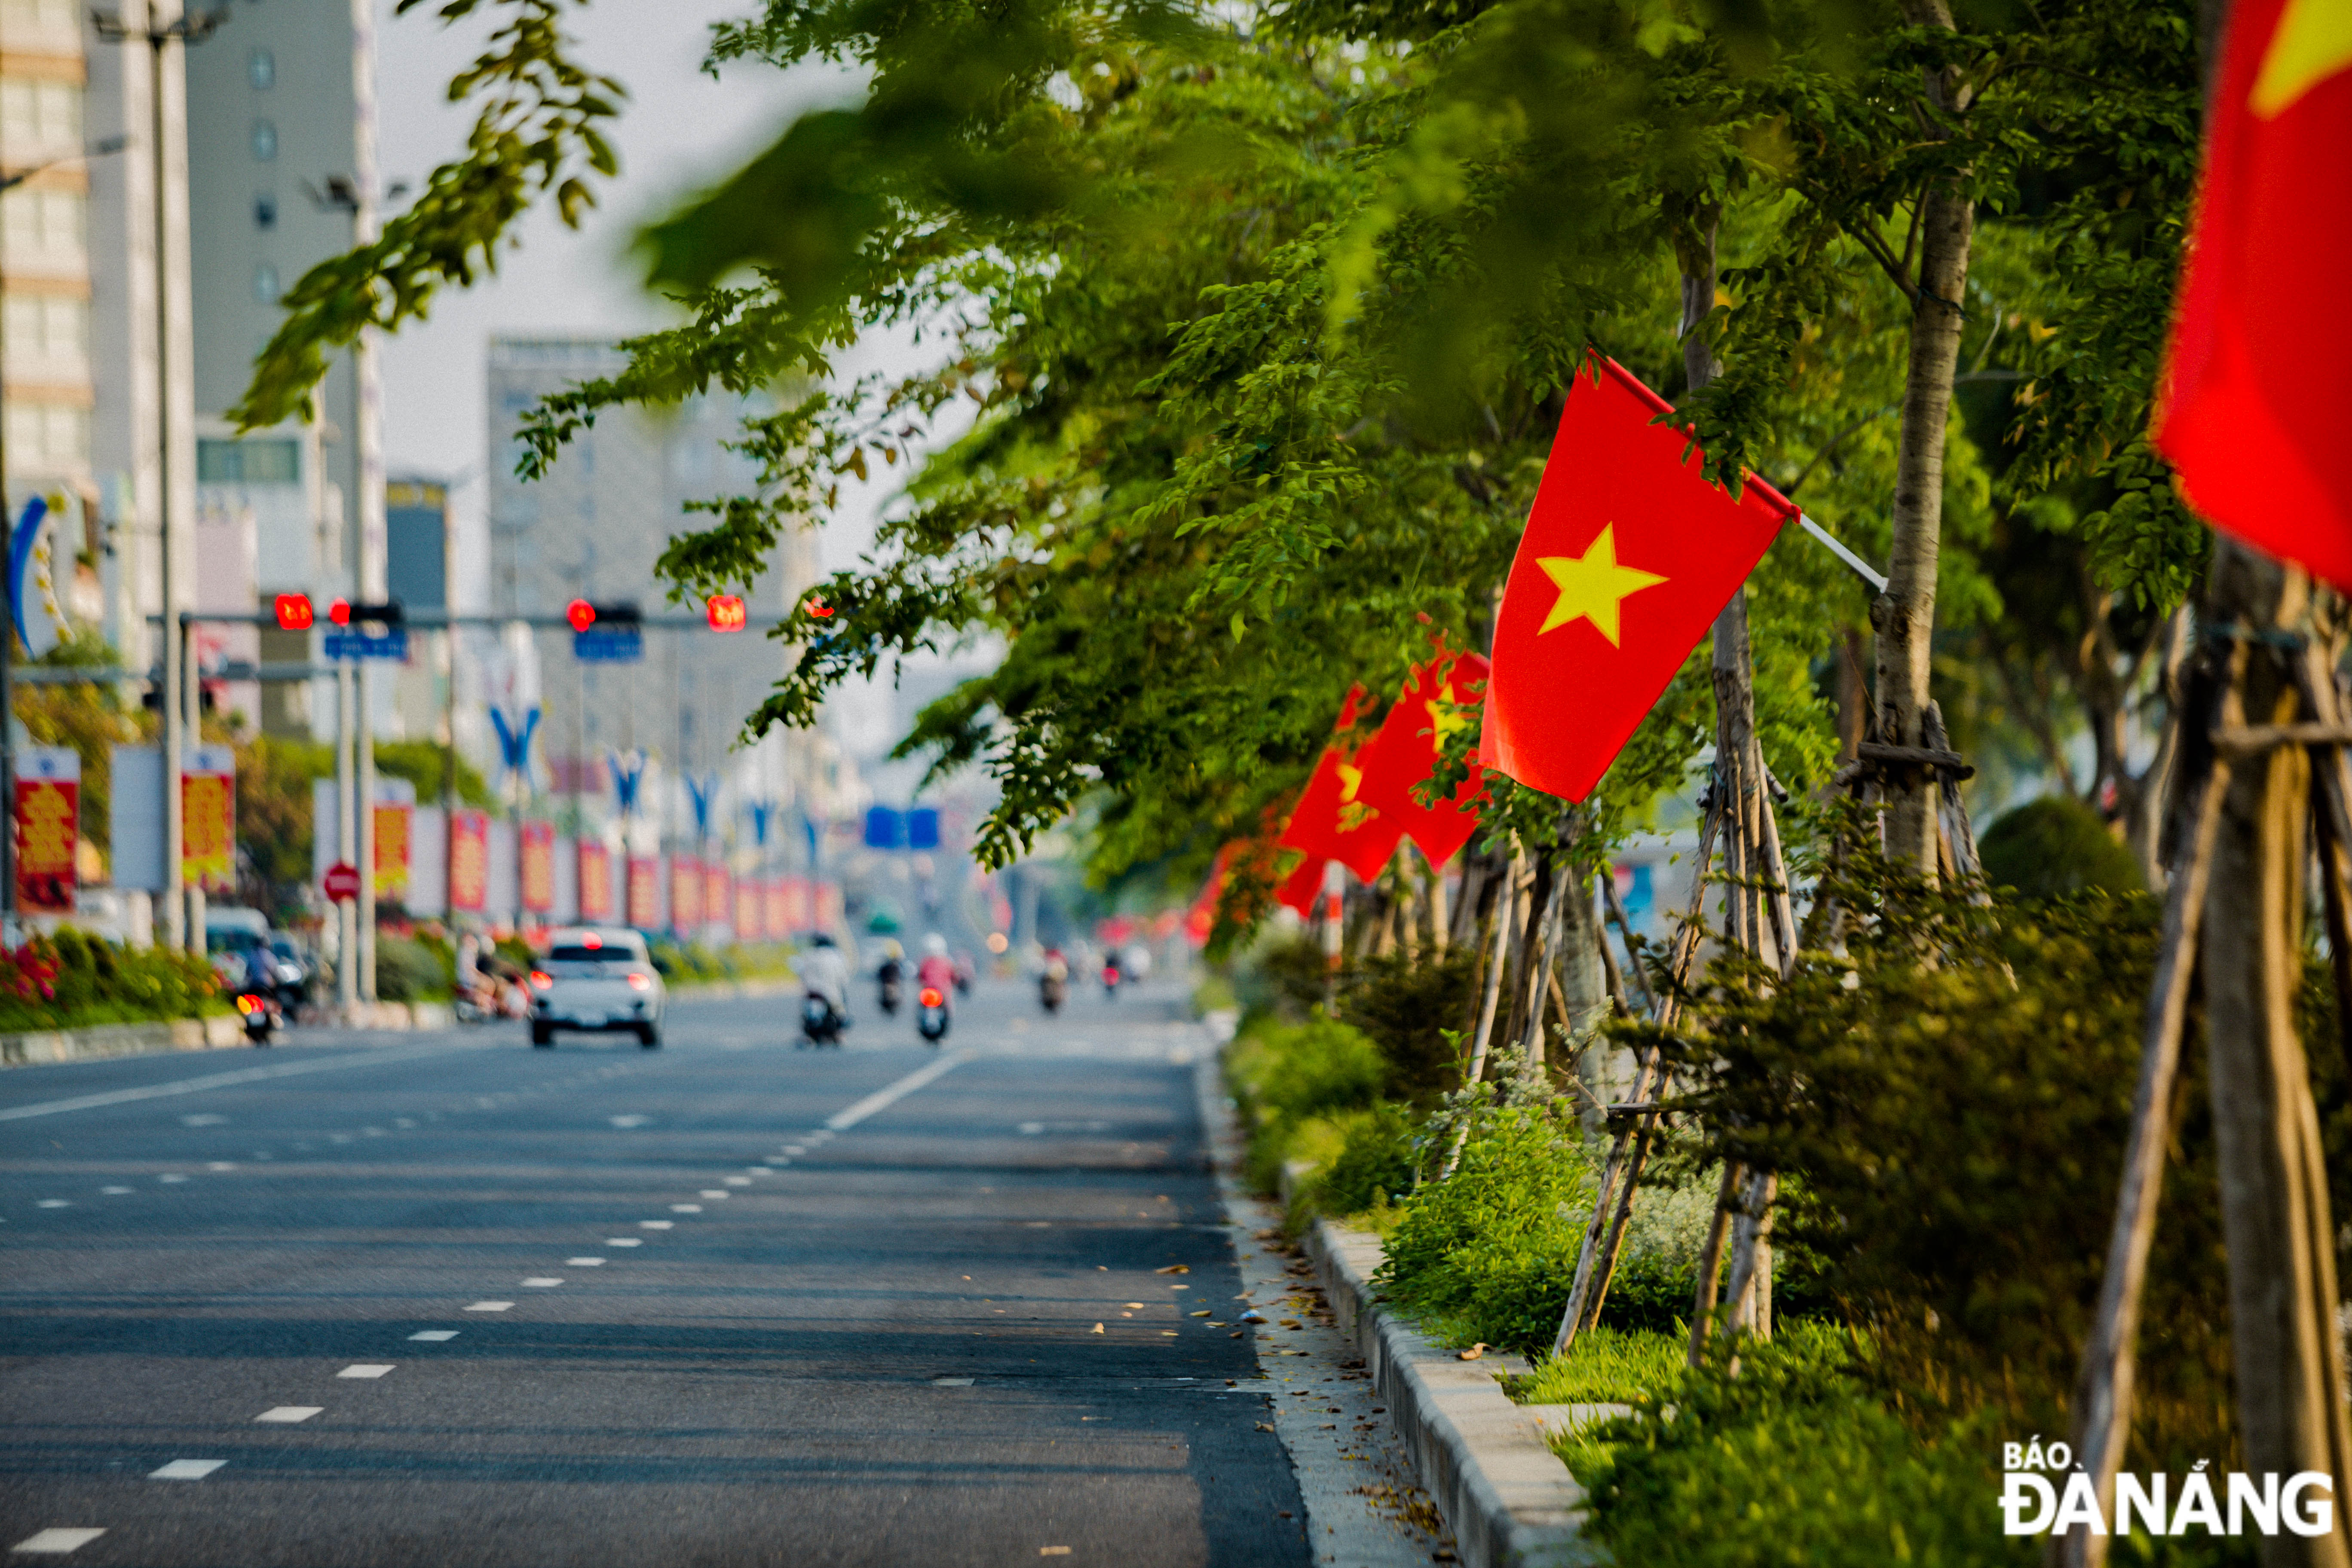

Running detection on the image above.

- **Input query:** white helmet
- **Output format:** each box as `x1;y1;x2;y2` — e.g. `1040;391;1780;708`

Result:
923;933;949;957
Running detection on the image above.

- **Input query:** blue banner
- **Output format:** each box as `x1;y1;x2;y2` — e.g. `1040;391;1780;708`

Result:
574;626;643;663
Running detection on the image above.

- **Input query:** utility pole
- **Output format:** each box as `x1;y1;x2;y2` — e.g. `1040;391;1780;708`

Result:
94;2;221;954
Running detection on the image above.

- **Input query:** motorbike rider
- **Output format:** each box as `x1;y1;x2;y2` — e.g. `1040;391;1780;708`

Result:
801;933;851;1023
916;933;956;1004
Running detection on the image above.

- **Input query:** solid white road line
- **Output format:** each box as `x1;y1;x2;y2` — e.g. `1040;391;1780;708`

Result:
254;1407;322;1423
337;1365;394;1378
824;1051;972;1132
0;1041;481;1122
147;1460;225;1480
9;1528;106;1554
408;1331;459;1341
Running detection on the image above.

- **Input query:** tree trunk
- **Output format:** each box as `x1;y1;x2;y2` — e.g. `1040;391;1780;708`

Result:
1870;0;1977;875
2197;544;2352;1568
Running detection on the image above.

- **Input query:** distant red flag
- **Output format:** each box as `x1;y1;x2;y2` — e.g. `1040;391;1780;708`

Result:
2154;0;2352;585
1279;747;1404;883
1275;853;1326;918
1479;358;1794;802
1353;647;1491;866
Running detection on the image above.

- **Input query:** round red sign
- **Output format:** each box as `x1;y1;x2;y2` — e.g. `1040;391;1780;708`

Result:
322;861;361;902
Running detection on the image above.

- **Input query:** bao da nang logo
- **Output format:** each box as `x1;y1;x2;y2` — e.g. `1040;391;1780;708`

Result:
2001;1438;2335;1537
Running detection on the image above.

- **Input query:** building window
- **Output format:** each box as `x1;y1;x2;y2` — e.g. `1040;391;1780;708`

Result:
253;263;280;303
248;48;274;90
254;192;276;229
197;438;300;485
251;119;276;161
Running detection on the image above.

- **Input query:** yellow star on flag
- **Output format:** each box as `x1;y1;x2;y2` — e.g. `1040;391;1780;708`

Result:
2252;0;2352;117
1535;524;1668;646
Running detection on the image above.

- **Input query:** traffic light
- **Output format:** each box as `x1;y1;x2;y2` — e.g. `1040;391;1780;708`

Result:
706;594;747;632
566;599;596;632
273;594;314;631
567;600;640;631
342;600;403;627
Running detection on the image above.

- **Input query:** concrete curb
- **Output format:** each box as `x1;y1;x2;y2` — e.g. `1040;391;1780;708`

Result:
0;1012;246;1068
1302;1218;1603;1568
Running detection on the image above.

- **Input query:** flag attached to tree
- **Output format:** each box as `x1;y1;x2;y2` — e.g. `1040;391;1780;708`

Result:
1353;646;1491;866
2155;0;2352;584
1278;747;1405;882
1479;358;1796;802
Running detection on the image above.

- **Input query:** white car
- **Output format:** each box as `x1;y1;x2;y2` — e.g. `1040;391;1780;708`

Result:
529;927;667;1048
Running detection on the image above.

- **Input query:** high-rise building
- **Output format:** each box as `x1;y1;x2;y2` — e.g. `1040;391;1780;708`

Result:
484;336;821;853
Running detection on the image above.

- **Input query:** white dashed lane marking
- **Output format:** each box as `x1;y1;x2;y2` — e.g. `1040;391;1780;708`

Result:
35;1200;67;1209
521;1278;563;1288
148;1460;225;1480
639;1220;673;1229
670;1204;701;1214
464;1302;513;1313
408;1331;459;1342
10;1527;107;1554
566;1257;605;1266
156;1173;188;1184
99;1187;132;1195
337;1365;394;1379
697;1191;729;1200
254;1407;322;1424
606;1238;642;1247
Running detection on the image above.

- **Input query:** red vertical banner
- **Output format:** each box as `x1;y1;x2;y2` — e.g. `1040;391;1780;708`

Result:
704;862;730;940
374;803;413;903
670;854;704;935
180;746;236;894
447;810;490;913
768;877;793;935
14;749;78;915
625;855;661;929
519;821;556;914
736;877;764;940
577;841;613;922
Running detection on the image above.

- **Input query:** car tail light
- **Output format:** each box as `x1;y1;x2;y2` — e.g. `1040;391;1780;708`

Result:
919;986;944;1008
627;972;652;992
236;994;259;1014
530;970;553;990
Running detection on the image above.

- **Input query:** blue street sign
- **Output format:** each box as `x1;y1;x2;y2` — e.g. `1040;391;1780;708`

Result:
863;806;905;850
906;807;940;850
574;626;643;663
324;628;409;661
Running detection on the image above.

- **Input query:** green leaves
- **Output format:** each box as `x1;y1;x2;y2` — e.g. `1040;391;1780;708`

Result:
233;0;624;430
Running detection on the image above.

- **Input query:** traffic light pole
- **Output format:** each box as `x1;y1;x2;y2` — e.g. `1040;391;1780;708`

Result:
336;662;357;1011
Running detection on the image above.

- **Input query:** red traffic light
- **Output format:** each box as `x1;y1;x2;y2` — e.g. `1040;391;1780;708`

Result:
328;597;351;626
273;593;314;631
566;599;597;633
706;594;747;633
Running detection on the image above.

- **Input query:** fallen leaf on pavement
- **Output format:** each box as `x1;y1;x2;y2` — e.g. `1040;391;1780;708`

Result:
1458;1343;1488;1361
1090;1323;1104;1334
1155;1264;1190;1274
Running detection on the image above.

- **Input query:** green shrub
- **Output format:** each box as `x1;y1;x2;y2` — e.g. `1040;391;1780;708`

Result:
374;935;453;1002
1574;1329;2029;1568
1377;1102;1594;1353
1226;1015;1389;1194
1307;1102;1420;1217
1338;947;1476;1106
1979;794;2142;897
1191;971;1238;1017
0;930;225;1030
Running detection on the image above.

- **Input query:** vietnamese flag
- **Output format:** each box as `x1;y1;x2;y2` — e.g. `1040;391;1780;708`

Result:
1279;747;1405;883
1354;648;1491;867
1275;852;1326;918
1479;358;1795;802
2154;0;2352;585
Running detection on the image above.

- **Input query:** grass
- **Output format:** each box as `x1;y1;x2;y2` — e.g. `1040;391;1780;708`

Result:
1507;1326;1687;1408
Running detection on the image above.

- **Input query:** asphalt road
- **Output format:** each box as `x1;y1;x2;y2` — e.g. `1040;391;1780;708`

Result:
0;980;1326;1567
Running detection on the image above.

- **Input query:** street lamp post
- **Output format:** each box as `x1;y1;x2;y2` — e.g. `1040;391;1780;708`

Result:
93;3;225;954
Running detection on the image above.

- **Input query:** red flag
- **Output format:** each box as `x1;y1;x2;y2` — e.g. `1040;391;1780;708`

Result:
1479;358;1794;802
1275;853;1326;918
2154;0;2352;585
1353;647;1491;867
1278;747;1404;882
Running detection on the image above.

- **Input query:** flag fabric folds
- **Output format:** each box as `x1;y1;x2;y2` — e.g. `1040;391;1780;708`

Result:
1479;357;1795;802
1352;647;1491;867
1277;746;1405;883
2154;0;2352;586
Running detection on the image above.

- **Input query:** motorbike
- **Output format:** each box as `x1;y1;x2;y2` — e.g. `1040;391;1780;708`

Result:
800;991;846;1048
916;985;951;1045
234;988;280;1045
1039;955;1069;1014
1101;960;1122;1000
877;957;905;1016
